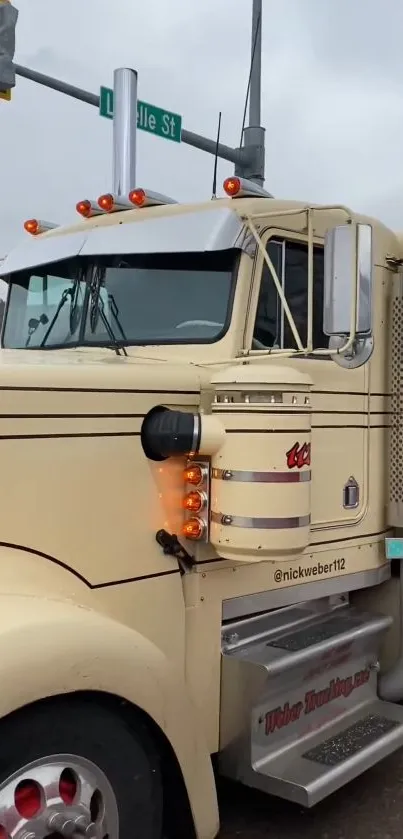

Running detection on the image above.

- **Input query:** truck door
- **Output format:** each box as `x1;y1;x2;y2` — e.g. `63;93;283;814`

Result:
247;230;369;532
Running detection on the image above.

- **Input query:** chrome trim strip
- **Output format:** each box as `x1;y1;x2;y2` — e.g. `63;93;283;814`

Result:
212;468;311;483
189;414;200;457
222;564;391;621
211;511;310;529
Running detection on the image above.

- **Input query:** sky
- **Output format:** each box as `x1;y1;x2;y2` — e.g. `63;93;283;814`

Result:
2;0;403;263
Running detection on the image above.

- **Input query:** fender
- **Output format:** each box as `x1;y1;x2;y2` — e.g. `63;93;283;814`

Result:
0;591;219;839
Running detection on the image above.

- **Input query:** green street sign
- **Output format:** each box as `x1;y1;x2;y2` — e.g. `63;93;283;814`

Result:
99;86;182;144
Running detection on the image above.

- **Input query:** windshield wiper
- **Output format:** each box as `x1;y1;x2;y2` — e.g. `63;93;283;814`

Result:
40;271;85;348
40;287;75;347
89;266;128;356
108;293;128;343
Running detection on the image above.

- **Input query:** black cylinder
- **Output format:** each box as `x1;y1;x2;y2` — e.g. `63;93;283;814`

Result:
141;407;201;461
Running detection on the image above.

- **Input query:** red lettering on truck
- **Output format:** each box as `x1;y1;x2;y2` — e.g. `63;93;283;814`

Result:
286;441;311;469
263;667;370;736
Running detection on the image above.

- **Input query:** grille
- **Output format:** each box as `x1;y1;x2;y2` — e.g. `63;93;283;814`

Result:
389;288;403;518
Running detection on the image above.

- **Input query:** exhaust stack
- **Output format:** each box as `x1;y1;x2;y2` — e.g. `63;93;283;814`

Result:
112;67;137;196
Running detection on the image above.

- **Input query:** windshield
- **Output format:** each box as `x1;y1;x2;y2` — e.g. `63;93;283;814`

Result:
2;250;237;350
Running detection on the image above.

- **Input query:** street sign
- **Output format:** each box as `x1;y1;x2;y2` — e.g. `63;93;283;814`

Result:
0;88;10;100
99;86;182;144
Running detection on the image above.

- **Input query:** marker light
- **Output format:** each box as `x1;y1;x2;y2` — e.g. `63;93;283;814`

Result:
23;219;58;236
183;491;206;514
128;188;146;207
76;199;104;218
223;177;241;197
182;517;205;541
223;176;274;200
128;188;178;208
184;464;206;487
97;193;132;213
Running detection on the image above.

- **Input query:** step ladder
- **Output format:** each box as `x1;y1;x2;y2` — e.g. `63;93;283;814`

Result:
219;598;403;807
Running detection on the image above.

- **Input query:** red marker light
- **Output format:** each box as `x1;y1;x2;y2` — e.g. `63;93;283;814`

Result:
182;517;205;541
223;176;241;197
76;200;92;218
128;188;146;207
183;491;205;514
23;219;40;235
184;464;205;487
97;193;115;212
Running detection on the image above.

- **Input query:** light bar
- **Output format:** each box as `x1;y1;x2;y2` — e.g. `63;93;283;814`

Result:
76;199;105;219
223;176;274;199
128;188;178;209
97;193;132;213
23;219;58;236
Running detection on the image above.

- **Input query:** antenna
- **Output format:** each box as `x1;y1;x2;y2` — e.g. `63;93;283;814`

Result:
211;111;222;199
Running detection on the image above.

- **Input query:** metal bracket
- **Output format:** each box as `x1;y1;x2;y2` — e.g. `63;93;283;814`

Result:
234;127;266;187
328;334;374;369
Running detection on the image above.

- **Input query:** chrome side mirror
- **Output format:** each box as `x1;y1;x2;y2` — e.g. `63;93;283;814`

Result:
323;223;373;337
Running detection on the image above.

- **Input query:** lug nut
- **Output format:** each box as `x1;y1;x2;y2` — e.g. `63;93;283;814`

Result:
74;814;91;831
48;814;76;836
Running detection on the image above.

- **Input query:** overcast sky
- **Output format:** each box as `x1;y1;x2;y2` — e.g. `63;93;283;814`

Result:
2;0;403;258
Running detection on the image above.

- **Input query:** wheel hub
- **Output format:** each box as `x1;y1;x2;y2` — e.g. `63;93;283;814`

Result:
0;755;118;839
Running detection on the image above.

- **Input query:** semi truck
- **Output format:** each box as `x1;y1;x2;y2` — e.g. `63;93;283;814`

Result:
0;175;401;839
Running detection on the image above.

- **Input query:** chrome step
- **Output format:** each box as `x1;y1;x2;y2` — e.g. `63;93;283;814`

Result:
250;699;403;806
219;598;397;805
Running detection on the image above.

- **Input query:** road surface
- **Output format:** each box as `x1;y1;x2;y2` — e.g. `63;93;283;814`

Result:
219;747;403;839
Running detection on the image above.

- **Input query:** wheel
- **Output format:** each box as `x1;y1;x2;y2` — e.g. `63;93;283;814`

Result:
0;696;163;839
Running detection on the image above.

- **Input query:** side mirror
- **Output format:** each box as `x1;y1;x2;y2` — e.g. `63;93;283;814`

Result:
323;223;373;337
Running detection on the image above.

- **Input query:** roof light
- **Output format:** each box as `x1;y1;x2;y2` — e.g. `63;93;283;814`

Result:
97;193;132;213
223;176;274;199
223;177;241;197
128;188;178;208
23;219;58;236
76;199;105;219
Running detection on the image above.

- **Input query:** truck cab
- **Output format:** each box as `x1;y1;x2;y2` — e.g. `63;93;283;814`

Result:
0;177;400;839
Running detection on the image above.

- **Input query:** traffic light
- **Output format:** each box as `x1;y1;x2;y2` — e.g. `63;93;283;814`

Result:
0;0;18;94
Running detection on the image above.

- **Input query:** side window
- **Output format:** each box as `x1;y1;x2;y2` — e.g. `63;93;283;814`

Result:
253;238;327;351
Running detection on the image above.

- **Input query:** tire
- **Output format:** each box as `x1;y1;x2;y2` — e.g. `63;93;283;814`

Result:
0;695;163;839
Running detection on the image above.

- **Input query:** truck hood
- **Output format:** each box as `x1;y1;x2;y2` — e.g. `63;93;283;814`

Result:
0;346;210;395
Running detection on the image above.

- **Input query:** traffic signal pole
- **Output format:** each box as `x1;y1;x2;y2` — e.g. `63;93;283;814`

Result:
14;63;253;170
237;0;265;187
13;0;265;187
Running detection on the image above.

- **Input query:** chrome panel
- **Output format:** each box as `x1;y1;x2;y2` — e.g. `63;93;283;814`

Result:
212;468;311;483
0;231;89;275
80;207;247;256
1;207;248;278
211;511;310;529
222;564;391;621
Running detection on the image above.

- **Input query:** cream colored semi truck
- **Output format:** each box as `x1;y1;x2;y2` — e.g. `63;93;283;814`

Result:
0;175;402;839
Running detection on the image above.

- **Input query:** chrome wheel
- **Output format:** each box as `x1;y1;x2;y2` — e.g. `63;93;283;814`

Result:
0;754;118;839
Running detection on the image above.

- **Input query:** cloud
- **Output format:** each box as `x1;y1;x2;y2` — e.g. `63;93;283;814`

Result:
2;0;403;259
